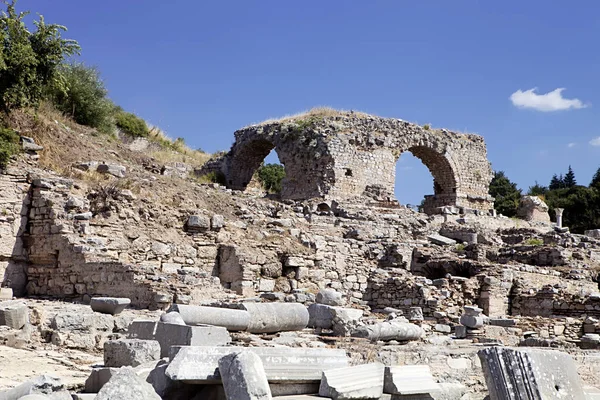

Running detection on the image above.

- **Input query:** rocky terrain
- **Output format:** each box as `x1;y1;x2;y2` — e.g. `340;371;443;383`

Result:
2;109;600;399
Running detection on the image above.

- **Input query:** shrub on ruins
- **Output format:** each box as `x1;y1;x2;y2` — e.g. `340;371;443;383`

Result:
489;171;521;217
46;63;115;133
0;125;19;168
257;163;285;193
115;111;149;138
0;0;80;113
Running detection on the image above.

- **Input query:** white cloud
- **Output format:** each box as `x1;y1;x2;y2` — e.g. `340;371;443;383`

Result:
590;137;600;147
510;88;587;112
567;142;576;148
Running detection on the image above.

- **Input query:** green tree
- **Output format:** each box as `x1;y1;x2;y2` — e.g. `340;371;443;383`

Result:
0;0;79;112
590;167;600;189
47;63;115;131
527;181;548;196
489;171;522;217
549;174;565;190
544;186;600;233
564;165;577;188
257;163;286;193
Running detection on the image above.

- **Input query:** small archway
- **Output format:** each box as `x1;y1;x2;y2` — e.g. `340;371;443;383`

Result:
226;138;274;190
394;146;458;213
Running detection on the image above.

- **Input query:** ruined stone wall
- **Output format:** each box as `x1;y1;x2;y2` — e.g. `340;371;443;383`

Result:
210;112;494;214
9;177;230;308
0;166;30;294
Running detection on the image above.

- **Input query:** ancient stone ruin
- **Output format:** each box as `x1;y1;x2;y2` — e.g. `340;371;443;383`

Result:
201;111;495;215
3;109;600;399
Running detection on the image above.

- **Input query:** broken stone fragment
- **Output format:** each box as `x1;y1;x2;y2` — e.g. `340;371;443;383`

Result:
427;233;457;246
90;297;131;315
187;214;211;231
0;375;70;400
319;363;384;400
478;347;586;400
383;365;440;396
95;367;161;400
0;300;28;329
97;163;126;178
103;339;161;367
218;351;272;400
316;289;343;306
166;346;349;384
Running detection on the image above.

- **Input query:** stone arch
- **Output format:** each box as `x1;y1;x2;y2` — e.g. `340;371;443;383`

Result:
405;145;457;196
225;137;276;190
211;110;494;213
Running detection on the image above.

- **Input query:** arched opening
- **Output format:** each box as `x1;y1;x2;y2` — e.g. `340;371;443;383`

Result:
394;146;457;213
227;139;286;196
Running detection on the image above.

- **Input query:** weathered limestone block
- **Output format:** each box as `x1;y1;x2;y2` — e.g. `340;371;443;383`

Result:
166;346;349;383
517;196;551;223
103;339;161;367
316;289;343;306
84;360;170;395
331;307;363;337
127;320;158;339
319;363;384;400
241;302;309;333
97;163;126;178
308;303;335;329
96;367;160;400
384;365;440;396
477;347;586;400
187;215;211;231
427;234;456;246
90;297;130;315
171;304;250;331
0;375;70;400
219;351;272;400
0;300;28;329
352;321;423;342
154;322;231;357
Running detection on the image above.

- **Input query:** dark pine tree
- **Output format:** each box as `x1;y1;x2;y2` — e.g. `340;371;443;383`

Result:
549;174;564;190
564;165;577;188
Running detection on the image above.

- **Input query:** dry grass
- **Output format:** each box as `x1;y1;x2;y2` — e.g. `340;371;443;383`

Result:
252;106;373;126
146;125;211;167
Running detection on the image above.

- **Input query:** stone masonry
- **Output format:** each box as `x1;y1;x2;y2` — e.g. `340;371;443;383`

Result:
201;110;495;214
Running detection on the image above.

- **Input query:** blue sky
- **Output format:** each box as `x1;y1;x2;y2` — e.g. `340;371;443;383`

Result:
26;1;600;205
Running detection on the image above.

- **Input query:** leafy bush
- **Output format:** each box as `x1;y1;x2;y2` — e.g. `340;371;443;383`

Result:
0;126;19;168
46;63;115;132
257;163;285;193
0;0;80;112
115;111;149;137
